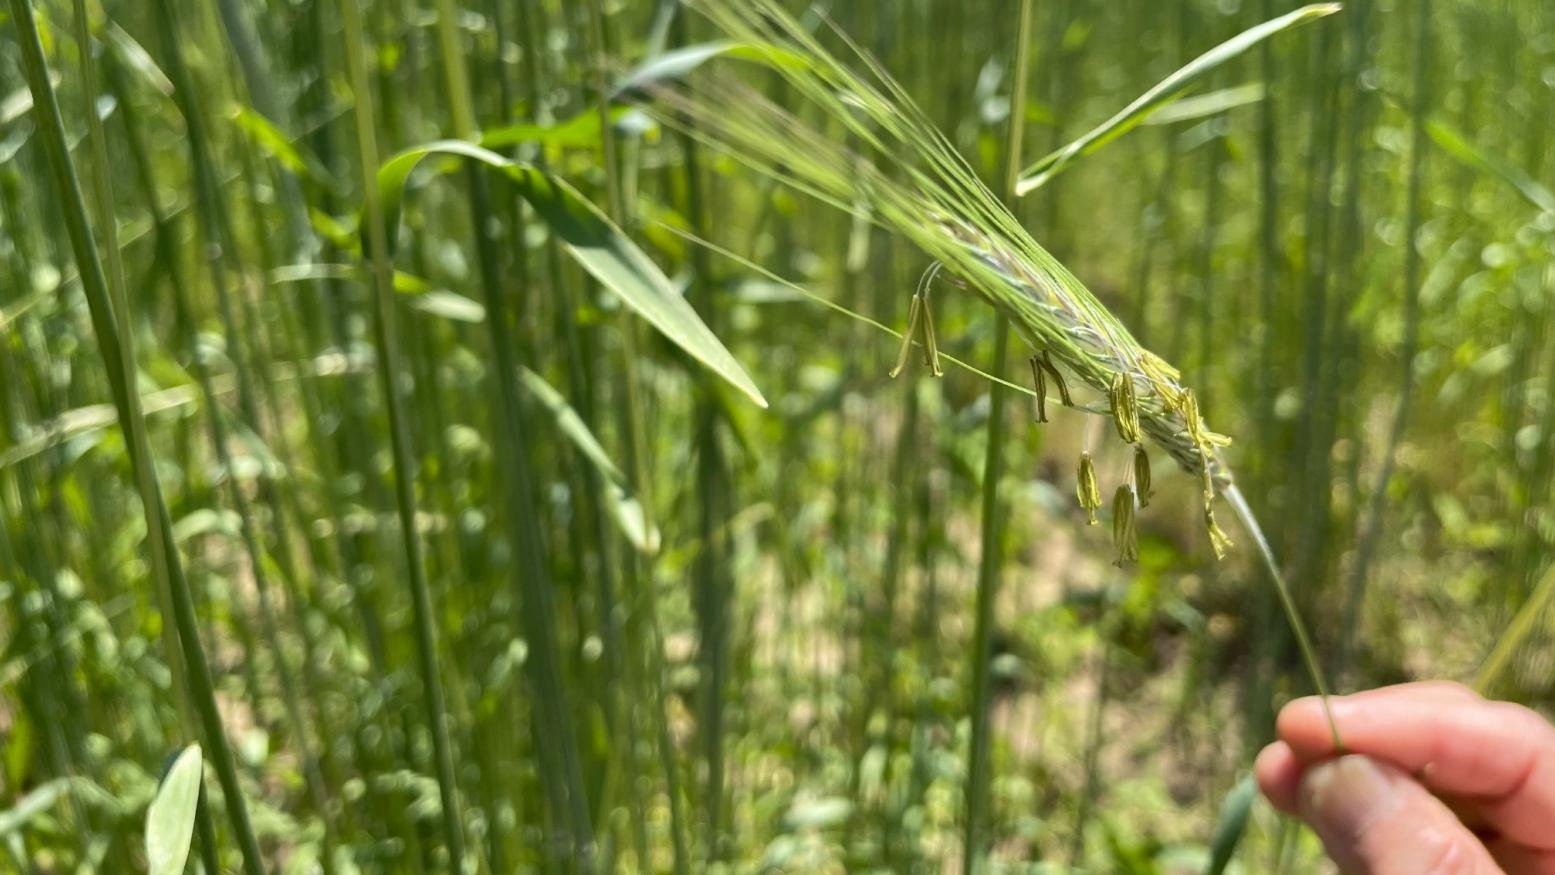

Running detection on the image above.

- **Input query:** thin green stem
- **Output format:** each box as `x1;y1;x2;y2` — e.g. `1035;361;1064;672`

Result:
338;0;468;867
1225;484;1341;748
433;0;596;863
1475;561;1555;694
1342;0;1431;666
963;2;1033;871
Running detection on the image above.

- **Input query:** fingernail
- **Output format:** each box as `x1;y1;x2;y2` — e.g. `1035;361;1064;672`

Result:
1299;756;1404;837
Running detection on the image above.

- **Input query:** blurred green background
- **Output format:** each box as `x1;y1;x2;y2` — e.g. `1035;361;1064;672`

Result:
1;0;1552;871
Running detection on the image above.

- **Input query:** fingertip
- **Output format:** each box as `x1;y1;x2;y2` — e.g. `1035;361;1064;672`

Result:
1254;741;1302;814
1276;696;1343;761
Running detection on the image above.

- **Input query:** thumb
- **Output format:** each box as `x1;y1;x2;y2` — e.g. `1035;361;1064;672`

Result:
1299;755;1502;875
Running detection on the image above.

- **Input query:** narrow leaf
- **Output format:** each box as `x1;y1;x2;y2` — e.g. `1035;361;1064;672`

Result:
1144;82;1266;126
1016;3;1341;194
105;23;174;96
145;744;204;875
1425;118;1555;215
407;289;486;323
0;779;71;836
372;140;767;406
1204;774;1258;875
270;263;482;322
612;40;809;99
479;106;645;150
518;366;661;553
230;105;307;176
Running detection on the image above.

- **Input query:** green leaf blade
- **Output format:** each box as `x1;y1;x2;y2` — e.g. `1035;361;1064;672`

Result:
1204;774;1258;875
612;41;809;99
518;366;660;554
146;744;204;875
1015;3;1341;194
370;141;766;406
508;166;768;408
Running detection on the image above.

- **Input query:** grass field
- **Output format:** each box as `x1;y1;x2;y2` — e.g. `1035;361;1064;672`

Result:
1;0;1552;871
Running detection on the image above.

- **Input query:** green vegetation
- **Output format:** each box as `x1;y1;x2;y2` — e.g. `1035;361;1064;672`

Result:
0;0;1551;872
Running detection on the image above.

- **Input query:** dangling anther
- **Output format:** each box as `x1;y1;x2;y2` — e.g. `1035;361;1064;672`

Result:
1077;451;1101;526
1112;484;1139;566
1198;452;1216;505
890;294;923;379
1180;389;1208;449
1029;356;1048;422
890;263;944;379
1132;445;1153;509
1038;350;1072;407
1204;504;1234;560
919;290;943;376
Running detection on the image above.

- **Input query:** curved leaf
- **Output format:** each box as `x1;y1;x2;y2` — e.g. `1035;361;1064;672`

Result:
1425;118;1555;215
1204;774;1258;875
373;140;767;407
408;289;486;323
1016;3;1341;195
1143;82;1266;126
518;367;660;554
478;106;647;151
270;263;483;322
0;779;71;836
612;40;809;100
146;744;204;875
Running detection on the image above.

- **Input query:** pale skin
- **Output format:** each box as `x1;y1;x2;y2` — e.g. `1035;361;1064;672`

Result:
1255;682;1555;874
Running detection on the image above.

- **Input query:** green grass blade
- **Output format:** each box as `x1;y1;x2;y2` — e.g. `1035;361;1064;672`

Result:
1475;561;1555;694
0;779;71;837
145;745;202;875
1144;83;1267;127
477;107;635;150
372;140;767;407
612;40;808;99
1424;117;1555;215
1204;774;1258;875
518;366;661;554
1015;3;1342;195
337;0;469;866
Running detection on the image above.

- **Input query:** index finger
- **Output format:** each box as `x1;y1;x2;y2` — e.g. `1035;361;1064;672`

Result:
1277;684;1555;849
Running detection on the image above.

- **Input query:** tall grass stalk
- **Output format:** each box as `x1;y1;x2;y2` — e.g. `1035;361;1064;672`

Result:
1476;561;1555;693
645;3;739;859
963;1;1034;869
337;0;468;866
432;0;595;863
580;1;648;860
1243;0;1284;744
512;1;641;862
142;2;340;863
8;1;266;871
1342;0;1432;664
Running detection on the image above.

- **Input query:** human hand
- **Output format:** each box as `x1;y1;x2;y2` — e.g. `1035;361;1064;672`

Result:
1254;682;1555;874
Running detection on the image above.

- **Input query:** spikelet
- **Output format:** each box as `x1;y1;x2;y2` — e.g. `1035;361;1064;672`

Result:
1110;373;1141;445
668;0;1246;559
